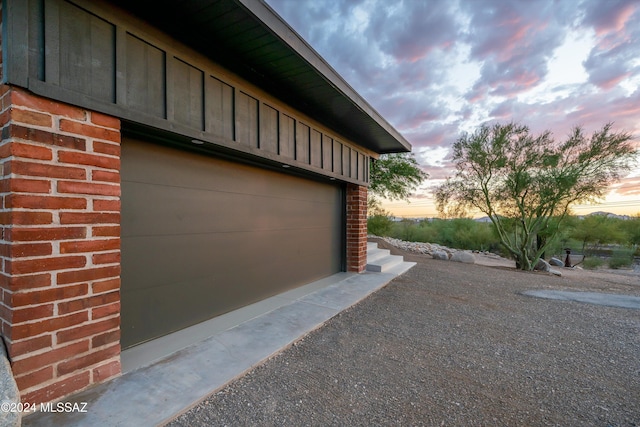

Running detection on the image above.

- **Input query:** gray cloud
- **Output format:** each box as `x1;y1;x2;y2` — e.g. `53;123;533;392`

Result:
580;0;640;89
266;0;640;178
365;1;459;62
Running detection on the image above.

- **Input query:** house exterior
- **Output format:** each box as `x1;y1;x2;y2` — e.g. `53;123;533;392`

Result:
0;0;411;404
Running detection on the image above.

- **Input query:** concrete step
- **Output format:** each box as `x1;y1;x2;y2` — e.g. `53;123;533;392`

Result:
366;254;404;272
367;247;391;263
366;241;406;273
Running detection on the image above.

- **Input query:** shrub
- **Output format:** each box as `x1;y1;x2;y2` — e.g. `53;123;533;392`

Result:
386;218;502;252
582;257;604;270
608;247;635;269
367;215;393;236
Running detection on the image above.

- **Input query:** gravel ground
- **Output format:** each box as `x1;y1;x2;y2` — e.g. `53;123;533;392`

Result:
167;240;640;426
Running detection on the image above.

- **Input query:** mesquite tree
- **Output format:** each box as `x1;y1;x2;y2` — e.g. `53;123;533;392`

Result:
435;122;636;270
369;153;429;201
368;152;429;216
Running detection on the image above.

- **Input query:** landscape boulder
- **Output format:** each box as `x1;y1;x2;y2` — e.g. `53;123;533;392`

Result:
451;251;476;264
432;250;449;260
549;257;564;267
534;258;551;272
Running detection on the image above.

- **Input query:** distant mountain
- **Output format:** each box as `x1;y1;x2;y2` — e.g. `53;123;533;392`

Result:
474;216;493;223
473;212;633;221
585;211;632;220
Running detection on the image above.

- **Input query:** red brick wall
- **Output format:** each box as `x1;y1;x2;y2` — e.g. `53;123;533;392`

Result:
346;183;367;272
0;85;121;404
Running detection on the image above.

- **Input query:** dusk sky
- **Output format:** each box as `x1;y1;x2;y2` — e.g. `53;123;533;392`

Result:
265;0;640;217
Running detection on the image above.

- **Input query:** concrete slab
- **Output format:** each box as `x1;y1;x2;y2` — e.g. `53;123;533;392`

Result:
23;263;415;427
522;290;640;310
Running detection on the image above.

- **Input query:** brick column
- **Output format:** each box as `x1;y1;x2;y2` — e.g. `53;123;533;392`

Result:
346;183;367;272
0;85;121;404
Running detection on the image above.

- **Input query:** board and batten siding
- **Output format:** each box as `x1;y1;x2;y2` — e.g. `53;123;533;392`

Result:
5;0;371;185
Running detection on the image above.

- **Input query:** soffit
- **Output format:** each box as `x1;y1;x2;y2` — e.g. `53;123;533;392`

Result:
110;0;411;154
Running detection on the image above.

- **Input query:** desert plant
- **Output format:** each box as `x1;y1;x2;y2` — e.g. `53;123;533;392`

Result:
582;257;604;270
367;215;393;236
608;247;635;269
435;122;636;270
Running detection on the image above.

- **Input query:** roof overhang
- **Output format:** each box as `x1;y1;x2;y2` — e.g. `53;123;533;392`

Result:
110;0;411;154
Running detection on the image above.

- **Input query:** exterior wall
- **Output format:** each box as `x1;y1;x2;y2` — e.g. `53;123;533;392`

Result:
346;184;368;273
6;0;373;186
0;0;374;407
0;85;122;404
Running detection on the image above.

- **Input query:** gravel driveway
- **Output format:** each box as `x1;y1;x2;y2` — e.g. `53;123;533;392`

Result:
167;241;640;426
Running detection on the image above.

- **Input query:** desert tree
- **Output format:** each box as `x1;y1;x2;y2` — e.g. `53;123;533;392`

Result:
367;152;428;235
368;152;428;210
369;152;429;201
435;122;636;270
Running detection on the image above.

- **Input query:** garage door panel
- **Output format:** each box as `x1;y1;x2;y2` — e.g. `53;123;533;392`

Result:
122;227;339;287
123;139;337;202
121;138;343;349
123;181;341;237
122;227;340;347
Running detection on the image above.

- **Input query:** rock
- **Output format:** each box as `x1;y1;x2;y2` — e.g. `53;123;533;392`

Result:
432;250;449;260
451;251;476;264
534;258;551;272
374;236;506;264
549;268;562;276
549;257;564;267
0;340;21;427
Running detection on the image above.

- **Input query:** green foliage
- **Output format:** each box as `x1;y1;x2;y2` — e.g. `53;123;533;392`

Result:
582;257;604;270
369;153;429;201
435;122;636;270
608;247;635;269
386;218;501;252
377;214;640;271
572;214;626;247
367;195;394;236
367;215;393;236
617;215;640;245
367;153;428;236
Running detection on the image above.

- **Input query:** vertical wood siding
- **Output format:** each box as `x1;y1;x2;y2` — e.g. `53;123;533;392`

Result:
296;123;310;164
260;104;279;154
310;129;322;168
14;0;370;184
172;58;204;130
279;114;296;159
206;77;234;140
124;34;166;118
44;1;117;101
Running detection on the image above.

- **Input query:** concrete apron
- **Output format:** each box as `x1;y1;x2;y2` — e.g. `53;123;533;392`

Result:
23;261;415;426
522;290;640;310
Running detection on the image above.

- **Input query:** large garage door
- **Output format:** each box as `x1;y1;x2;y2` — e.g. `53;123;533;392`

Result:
121;137;344;349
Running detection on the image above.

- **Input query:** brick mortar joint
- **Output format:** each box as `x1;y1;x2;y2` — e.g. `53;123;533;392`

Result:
5;131;121;160
9;87;120;131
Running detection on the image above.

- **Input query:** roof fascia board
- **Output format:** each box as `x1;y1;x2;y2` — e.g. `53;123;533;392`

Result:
236;0;411;152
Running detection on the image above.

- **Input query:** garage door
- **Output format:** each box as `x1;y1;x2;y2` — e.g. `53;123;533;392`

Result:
120;137;344;349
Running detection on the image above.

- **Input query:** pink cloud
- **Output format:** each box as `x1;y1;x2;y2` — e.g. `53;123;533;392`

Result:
609;178;640;196
586;1;638;36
